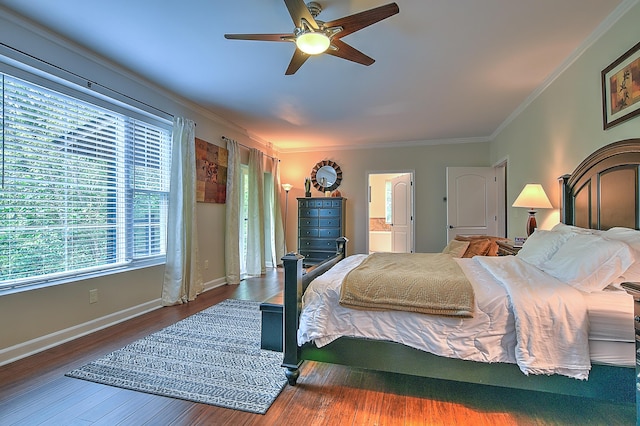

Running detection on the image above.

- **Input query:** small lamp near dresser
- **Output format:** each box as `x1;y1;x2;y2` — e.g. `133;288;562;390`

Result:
282;183;293;255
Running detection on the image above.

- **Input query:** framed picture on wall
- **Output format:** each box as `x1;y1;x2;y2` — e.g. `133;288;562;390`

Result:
195;138;228;203
601;40;640;129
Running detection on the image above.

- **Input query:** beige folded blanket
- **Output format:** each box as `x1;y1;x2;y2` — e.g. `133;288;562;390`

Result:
339;252;474;317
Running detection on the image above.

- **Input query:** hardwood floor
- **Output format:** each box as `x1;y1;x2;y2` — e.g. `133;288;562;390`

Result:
0;269;635;425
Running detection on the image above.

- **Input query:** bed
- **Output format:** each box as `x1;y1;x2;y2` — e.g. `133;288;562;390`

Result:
280;138;640;403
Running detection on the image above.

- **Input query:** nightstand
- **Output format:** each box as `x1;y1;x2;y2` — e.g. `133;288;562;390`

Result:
496;239;522;256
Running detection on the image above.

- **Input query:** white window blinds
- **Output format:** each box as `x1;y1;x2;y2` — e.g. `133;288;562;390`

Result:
0;73;171;290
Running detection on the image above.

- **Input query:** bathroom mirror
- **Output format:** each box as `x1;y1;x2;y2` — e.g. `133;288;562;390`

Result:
311;160;342;192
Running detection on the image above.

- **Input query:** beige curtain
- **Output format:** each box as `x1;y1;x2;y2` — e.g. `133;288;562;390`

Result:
271;158;286;266
161;117;203;305
224;139;284;278
246;148;265;276
224;138;241;285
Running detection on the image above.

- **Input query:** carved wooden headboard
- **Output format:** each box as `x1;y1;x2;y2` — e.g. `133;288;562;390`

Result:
560;139;640;231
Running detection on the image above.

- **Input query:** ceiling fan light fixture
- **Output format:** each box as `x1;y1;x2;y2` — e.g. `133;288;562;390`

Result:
296;31;330;55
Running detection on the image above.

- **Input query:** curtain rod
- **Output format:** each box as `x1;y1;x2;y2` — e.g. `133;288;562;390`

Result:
0;42;174;120
222;136;279;161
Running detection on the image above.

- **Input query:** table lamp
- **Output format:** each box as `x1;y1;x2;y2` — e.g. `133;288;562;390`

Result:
512;183;552;236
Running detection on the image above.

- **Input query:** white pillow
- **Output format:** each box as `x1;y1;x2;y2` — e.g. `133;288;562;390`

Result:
604;227;640;254
540;234;635;292
604;227;640;283
550;222;596;235
516;230;573;269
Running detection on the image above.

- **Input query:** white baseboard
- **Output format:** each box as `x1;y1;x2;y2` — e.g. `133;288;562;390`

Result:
0;277;230;367
203;277;226;292
0;299;162;366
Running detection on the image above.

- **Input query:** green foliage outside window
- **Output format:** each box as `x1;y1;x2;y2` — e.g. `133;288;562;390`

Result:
0;73;171;289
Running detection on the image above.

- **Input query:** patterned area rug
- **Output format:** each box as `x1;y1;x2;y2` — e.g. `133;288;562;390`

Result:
66;299;287;414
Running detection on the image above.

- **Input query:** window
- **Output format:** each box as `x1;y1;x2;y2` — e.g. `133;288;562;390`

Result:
0;72;171;291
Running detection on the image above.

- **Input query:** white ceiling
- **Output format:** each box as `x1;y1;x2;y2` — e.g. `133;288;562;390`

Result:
0;0;627;151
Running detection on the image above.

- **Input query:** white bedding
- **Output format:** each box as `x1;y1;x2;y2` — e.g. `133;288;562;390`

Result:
589;341;634;367
475;256;590;379
584;288;634;367
299;254;633;380
583;289;634;342
299;254;516;364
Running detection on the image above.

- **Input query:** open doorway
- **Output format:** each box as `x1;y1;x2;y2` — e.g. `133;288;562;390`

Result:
367;171;414;254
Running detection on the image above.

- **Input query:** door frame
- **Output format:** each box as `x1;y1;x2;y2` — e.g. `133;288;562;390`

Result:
366;170;415;254
493;157;508;238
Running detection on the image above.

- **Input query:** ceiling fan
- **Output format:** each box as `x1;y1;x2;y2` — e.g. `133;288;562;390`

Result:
224;0;399;75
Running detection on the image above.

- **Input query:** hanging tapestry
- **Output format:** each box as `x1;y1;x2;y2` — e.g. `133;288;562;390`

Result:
195;138;228;203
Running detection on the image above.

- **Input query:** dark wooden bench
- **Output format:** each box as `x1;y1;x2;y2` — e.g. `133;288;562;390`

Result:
259;260;327;352
260;294;283;351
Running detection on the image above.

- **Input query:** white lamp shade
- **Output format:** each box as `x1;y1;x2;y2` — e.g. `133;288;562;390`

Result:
512;184;552;209
282;183;293;192
296;32;330;55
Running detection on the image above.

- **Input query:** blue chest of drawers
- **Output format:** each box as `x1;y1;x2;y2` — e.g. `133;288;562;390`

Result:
297;197;346;265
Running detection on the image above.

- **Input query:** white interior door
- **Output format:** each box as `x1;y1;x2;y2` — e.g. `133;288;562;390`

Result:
391;174;413;253
446;167;497;241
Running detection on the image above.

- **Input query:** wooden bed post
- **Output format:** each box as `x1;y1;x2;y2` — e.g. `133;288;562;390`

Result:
281;237;348;385
558;174;572;224
282;252;304;385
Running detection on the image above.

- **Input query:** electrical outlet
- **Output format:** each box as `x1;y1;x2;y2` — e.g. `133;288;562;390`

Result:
89;289;98;304
204;260;209;270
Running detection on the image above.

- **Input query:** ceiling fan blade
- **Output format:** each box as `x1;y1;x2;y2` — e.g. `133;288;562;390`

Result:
285;49;310;75
284;0;320;30
325;2;399;39
325;39;375;66
224;33;293;42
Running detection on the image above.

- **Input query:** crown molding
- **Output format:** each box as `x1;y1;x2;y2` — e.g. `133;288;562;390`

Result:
491;0;639;140
279;136;491;154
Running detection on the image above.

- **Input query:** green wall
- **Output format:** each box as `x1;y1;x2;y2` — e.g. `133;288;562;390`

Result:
491;1;640;237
